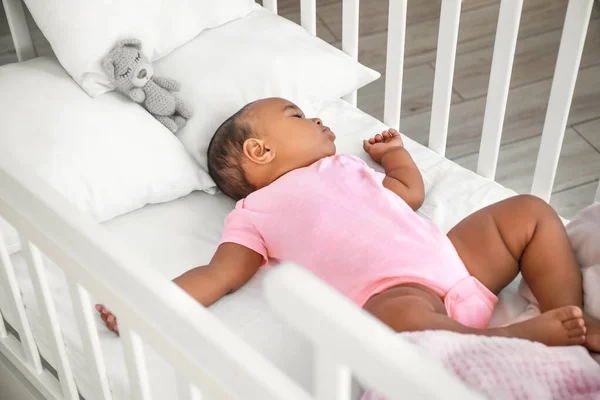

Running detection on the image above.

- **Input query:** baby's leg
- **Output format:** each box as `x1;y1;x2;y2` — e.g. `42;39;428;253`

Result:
364;283;585;346
447;194;600;350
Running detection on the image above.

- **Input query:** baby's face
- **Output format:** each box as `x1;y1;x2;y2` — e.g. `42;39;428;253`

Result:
251;98;336;168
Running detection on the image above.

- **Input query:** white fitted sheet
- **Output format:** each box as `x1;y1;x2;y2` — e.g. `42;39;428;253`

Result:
0;98;529;399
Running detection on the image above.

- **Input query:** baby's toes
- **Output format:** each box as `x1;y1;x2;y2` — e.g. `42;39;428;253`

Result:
375;134;383;142
382;130;391;139
563;318;586;338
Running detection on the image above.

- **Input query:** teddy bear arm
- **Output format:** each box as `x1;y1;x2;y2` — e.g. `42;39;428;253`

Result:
152;76;181;92
128;88;146;103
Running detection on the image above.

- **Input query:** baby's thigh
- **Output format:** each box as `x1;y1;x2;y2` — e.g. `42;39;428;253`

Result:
447;196;539;294
363;283;446;332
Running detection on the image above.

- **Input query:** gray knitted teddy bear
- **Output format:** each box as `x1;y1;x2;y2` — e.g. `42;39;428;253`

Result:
103;38;192;133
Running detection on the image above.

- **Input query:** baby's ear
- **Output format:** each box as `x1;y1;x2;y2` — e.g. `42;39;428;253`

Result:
243;138;275;164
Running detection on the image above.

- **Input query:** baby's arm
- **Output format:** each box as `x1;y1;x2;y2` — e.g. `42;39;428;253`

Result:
363;129;425;211
96;242;262;334
174;242;262;305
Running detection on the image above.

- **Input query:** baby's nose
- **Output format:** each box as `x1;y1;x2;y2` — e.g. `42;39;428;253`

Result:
311;118;322;125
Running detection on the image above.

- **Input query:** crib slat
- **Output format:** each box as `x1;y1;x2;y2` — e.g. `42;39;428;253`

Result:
300;0;317;35
68;280;112;400
315;350;351;400
0;305;7;338
2;0;36;61
21;238;79;400
121;326;152;400
428;0;462;156
177;376;203;400
383;0;407;130
341;0;360;106
595;181;600;204
0;230;42;373
477;0;523;179
0;234;7;339
531;0;594;201
262;0;277;14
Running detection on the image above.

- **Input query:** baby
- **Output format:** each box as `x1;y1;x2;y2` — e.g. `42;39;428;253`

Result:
97;97;600;351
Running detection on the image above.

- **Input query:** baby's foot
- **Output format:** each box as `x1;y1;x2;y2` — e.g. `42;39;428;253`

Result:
501;306;586;346
584;314;600;352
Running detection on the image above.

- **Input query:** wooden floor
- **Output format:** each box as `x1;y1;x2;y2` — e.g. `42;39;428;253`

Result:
1;1;599;218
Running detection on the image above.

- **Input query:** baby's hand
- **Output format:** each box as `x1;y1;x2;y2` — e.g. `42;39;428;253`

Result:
363;129;404;164
95;304;119;335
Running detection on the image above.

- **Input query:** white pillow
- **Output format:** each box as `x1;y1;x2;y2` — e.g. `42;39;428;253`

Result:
0;57;209;226
152;7;380;176
23;0;259;97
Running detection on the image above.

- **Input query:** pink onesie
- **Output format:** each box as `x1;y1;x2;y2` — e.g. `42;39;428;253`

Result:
220;155;497;328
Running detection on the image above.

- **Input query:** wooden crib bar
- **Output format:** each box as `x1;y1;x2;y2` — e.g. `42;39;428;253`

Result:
341;0;360;106
383;0;407;130
477;0;523;180
2;0;35;61
20;238;79;399
531;0;594;202
315;350;351;400
177;376;203;400
301;0;317;35
121;326;153;400
67;280;113;400
262;0;277;14
428;0;462;157
0;230;43;374
0;303;6;339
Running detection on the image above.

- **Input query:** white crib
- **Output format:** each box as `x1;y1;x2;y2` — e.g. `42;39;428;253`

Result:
0;0;598;399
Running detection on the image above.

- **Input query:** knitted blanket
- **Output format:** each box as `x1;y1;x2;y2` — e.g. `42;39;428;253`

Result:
361;330;600;400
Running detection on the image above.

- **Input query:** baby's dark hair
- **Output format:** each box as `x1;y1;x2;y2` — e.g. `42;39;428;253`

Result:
207;103;258;201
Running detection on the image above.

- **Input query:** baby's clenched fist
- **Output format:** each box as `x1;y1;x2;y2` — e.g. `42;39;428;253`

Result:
363;128;404;164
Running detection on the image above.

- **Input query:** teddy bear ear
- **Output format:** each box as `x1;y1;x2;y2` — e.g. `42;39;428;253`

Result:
102;55;116;81
116;38;142;50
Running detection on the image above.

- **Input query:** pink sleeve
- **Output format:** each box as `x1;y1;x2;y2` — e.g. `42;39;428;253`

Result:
344;155;386;183
220;208;269;266
372;169;386;183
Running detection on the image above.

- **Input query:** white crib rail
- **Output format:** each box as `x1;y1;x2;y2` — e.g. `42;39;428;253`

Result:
341;0;360;106
67;280;113;400
0;232;43;374
428;0;462;157
2;0;35;61
380;0;593;202
383;0;407;130
531;0;594;202
0;154;313;400
477;0;523;180
301;0;317;35
264;263;484;400
262;0;277;14
20;238;79;399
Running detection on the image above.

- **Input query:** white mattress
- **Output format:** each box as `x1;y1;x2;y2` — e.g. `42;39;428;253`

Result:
0;98;528;399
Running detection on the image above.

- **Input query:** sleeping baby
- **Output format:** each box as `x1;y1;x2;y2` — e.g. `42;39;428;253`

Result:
97;97;600;351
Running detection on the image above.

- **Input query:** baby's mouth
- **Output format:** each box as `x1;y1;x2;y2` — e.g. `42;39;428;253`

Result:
322;126;336;140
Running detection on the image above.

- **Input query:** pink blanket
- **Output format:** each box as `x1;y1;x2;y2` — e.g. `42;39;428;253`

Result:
361;331;600;400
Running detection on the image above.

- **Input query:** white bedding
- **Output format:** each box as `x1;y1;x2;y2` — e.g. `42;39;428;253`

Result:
0;98;527;399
